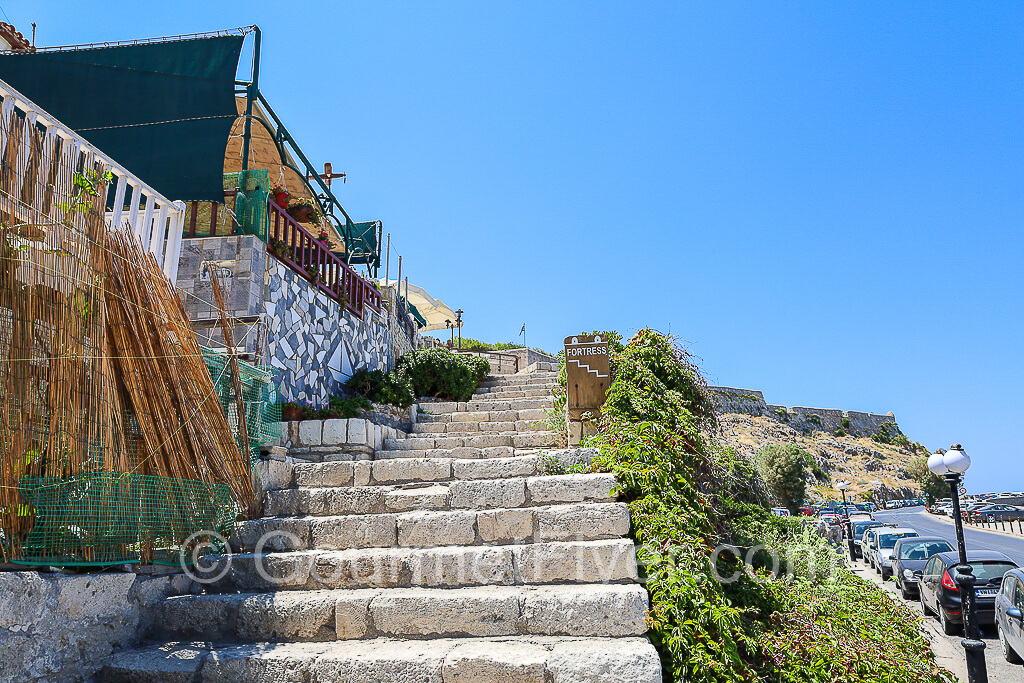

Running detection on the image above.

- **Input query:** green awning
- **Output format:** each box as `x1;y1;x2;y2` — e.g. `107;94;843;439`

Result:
401;298;427;327
0;35;244;202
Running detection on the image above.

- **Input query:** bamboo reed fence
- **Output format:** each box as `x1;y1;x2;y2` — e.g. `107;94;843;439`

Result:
0;93;259;565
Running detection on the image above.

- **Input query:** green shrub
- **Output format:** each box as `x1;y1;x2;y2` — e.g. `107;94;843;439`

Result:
841;416;851;429
345;368;414;408
757;444;809;514
591;329;947;683
299;396;372;420
395;347;487;402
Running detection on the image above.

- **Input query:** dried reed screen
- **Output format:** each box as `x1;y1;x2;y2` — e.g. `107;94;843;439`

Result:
0;101;256;565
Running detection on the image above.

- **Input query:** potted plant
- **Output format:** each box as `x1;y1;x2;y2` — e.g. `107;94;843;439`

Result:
287;198;323;226
268;238;292;260
271;185;289;208
280;402;302;421
306;264;321;284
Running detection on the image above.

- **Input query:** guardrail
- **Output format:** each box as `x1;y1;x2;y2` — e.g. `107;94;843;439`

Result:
0;78;186;281
455;349;519;375
266;199;381;315
964;512;1024;535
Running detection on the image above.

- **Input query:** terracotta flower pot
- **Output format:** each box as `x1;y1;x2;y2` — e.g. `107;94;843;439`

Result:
273;190;289;207
281;404;303;422
291;206;312;223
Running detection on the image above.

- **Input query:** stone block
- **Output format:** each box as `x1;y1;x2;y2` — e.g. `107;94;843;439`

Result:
347;419;368;446
384;485;450;512
398;511;476;547
326;487;385;515
547;637;662;683
515;539;637;585
451;411;489;423
512;432;556;449
526;474;616;504
0;572;52;630
161;595;242;640
335;590;377;639
322;418;347;444
353;460;371;487
463;434;514;448
535;503;630;542
522;585;648;637
294;461;354;488
237;591;337;641
310;514;397;549
252;456;293;491
453;456;539;481
298;420;323;446
310;639;453;683
370;587;522;637
234;518;310;551
450;479;526;509
56;573;136;620
476;508;534;544
441;639;547;683
373;423;384;451
372;458;451;485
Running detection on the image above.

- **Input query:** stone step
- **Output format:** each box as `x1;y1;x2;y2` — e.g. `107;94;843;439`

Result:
290;450;597;489
157;584;648;642
411;419;549;435
102;635;661;683
384;431;557;451
205;538;638;591
469;389;553;400
474;383;557;395
480;372;559;384
264;473;618;517
371;445;518;460
417;398;554;415
235;502;630;551
418;407;549;424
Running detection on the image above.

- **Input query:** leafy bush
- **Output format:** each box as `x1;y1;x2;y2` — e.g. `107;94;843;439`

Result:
395;347;489;402
757;444;809;514
841;416;851;429
298;396;372;420
345;368;414;408
591;329;948;683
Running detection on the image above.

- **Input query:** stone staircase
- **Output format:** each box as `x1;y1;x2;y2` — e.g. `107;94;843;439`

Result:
102;370;661;682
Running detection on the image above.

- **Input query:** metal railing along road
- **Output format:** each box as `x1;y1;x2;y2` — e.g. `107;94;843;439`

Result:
0;79;187;281
964;512;1024;536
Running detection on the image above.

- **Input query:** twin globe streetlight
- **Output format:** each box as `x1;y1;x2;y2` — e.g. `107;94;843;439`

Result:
928;445;987;683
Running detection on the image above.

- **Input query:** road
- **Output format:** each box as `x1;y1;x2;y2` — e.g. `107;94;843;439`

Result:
861;506;1024;681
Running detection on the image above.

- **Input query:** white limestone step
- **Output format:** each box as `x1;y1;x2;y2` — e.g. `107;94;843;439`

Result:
418;397;554;415
480;372;558;384
371;445;518;460
157;584;648;642
412;419;549;434
289;449;597;489
101;635;661;683
264;473;618;517
474;384;557;395
205;538;638;591
469;389;554;400
418;407;549;424
384;431;557;452
234;502;630;551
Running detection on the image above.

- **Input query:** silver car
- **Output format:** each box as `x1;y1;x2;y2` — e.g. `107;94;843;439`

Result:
871;527;919;580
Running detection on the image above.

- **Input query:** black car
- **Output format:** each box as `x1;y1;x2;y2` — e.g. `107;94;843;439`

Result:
892;537;954;600
920;550;1020;635
852;520;882;558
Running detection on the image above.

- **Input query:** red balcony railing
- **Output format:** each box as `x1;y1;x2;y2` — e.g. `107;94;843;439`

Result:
266;200;381;315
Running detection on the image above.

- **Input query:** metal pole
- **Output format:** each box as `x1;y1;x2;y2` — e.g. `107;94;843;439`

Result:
384;233;390;287
405;276;409;314
240;27;261;172
841;489;856;562
947;472;988;683
396;255;402;311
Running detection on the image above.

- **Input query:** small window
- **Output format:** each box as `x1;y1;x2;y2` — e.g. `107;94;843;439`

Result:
1015;581;1024;609
1002;576;1016;599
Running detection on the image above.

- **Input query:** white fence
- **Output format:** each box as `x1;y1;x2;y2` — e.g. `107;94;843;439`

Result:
0;78;185;280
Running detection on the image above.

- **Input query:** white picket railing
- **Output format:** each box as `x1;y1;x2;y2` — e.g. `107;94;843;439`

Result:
0;78;186;281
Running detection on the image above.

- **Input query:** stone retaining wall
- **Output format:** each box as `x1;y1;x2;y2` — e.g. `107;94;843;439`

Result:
0;570;190;683
276;416;411;461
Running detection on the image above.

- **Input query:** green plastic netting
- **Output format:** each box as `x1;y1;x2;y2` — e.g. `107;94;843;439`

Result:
225;169;270;241
201;347;281;464
14;473;236;566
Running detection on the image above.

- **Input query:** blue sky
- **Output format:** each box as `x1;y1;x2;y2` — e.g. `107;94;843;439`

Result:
14;2;1024;493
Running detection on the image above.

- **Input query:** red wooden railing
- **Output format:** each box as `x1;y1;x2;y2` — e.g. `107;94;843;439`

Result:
266;199;382;315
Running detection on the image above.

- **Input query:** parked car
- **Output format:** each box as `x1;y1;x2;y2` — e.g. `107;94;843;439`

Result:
798;506;816;517
920;550;1020;635
862;526;891;569
853;520;883;558
996;568;1024;663
871;527;920;579
891;537;954;600
973;505;1024;523
771;508;792;517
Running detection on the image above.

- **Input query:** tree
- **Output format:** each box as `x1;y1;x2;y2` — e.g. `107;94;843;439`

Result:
756;444;809;514
906;456;947;504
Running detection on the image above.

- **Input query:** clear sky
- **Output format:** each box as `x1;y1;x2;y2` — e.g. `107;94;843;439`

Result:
14;2;1024;493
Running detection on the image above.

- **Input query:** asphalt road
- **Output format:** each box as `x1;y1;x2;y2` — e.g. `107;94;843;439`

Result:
864;505;1024;681
873;506;1024;567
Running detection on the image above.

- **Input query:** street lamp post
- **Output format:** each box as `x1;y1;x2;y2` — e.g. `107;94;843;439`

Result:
928;445;987;683
445;319;454;347
837;481;856;562
455;309;463;350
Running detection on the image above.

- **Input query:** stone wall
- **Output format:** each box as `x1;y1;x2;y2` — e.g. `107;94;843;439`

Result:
709;386;898;435
276;416;411;461
0;570;190;683
265;257;391;403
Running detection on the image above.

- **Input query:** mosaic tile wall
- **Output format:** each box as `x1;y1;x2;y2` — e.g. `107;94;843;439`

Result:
265;256;391;403
177;236;392;404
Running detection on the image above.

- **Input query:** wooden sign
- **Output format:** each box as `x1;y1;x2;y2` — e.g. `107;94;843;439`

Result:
564;334;610;418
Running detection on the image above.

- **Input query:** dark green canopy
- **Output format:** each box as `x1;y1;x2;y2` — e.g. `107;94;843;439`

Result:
0;35;244;202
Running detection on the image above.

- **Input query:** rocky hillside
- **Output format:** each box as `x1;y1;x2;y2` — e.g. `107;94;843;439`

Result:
714;412;924;502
